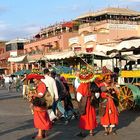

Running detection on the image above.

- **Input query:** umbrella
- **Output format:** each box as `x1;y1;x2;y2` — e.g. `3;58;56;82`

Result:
53;66;73;74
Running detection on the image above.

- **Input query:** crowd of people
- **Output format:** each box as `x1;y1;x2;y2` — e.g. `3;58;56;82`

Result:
26;68;79;139
0;65;120;139
0;74;22;92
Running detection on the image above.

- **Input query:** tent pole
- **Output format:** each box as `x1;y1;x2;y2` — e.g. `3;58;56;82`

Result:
112;58;114;72
119;51;122;70
92;54;94;72
101;59;103;68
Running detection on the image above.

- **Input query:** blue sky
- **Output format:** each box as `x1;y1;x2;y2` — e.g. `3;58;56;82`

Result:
0;0;140;40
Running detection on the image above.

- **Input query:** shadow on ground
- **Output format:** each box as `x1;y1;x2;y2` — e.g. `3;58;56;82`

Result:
18;118;85;140
0;119;33;137
117;109;140;130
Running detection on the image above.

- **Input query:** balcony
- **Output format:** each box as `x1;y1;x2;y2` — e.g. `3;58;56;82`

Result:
26;28;78;44
27;50;43;55
79;20;140;29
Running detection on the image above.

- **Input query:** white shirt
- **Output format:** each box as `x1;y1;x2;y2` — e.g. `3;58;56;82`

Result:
74;77;80;90
4;76;11;83
77;92;82;102
41;75;58;100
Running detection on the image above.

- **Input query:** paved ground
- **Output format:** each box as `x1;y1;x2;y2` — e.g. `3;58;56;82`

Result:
0;88;140;140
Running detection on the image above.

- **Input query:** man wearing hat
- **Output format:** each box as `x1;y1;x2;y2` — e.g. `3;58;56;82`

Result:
27;73;52;139
76;66;97;137
99;66;119;135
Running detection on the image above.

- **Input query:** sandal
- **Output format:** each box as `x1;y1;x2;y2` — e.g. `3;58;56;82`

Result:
42;132;46;138
111;131;117;135
42;134;46;138
104;132;109;136
32;135;43;139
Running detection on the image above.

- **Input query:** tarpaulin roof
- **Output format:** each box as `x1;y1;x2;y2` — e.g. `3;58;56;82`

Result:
27;54;42;63
8;55;27;63
44;51;76;60
106;39;140;58
109;39;140;52
52;66;73;74
123;54;140;61
12;69;31;76
8;54;43;63
116;39;140;51
95;45;114;52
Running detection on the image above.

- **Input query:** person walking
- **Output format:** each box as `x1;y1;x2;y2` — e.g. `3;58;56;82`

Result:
60;76;78;124
41;68;58;103
3;75;11;92
21;73;28;99
50;71;67;120
41;68;58;121
76;66;97;137
27;73;52;139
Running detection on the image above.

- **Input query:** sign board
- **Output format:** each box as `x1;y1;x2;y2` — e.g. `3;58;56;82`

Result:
108;24;137;30
84;34;96;43
69;37;79;45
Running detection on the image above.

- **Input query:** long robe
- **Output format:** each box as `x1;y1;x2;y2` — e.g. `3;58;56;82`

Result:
77;83;97;130
99;82;118;126
33;82;52;130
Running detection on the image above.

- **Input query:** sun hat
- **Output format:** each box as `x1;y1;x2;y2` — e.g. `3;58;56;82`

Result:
26;73;45;80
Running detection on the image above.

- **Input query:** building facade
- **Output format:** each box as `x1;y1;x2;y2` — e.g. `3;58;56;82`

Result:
6;39;28;74
69;7;140;52
13;21;79;72
0;41;8;74
2;7;140;74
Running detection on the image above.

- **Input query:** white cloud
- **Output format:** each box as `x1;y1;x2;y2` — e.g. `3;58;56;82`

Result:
0;22;40;41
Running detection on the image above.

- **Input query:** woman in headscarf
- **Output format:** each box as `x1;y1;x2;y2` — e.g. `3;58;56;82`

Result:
76;66;97;137
27;73;52;139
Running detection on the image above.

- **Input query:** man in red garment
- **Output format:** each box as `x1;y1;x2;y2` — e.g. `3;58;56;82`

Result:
99;67;119;135
27;73;52;139
76;66;97;137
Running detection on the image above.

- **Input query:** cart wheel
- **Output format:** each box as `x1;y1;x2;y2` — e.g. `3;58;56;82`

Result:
118;85;134;111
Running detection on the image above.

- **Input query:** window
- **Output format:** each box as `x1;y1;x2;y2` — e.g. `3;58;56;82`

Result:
6;44;12;51
17;43;24;50
6;43;17;51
